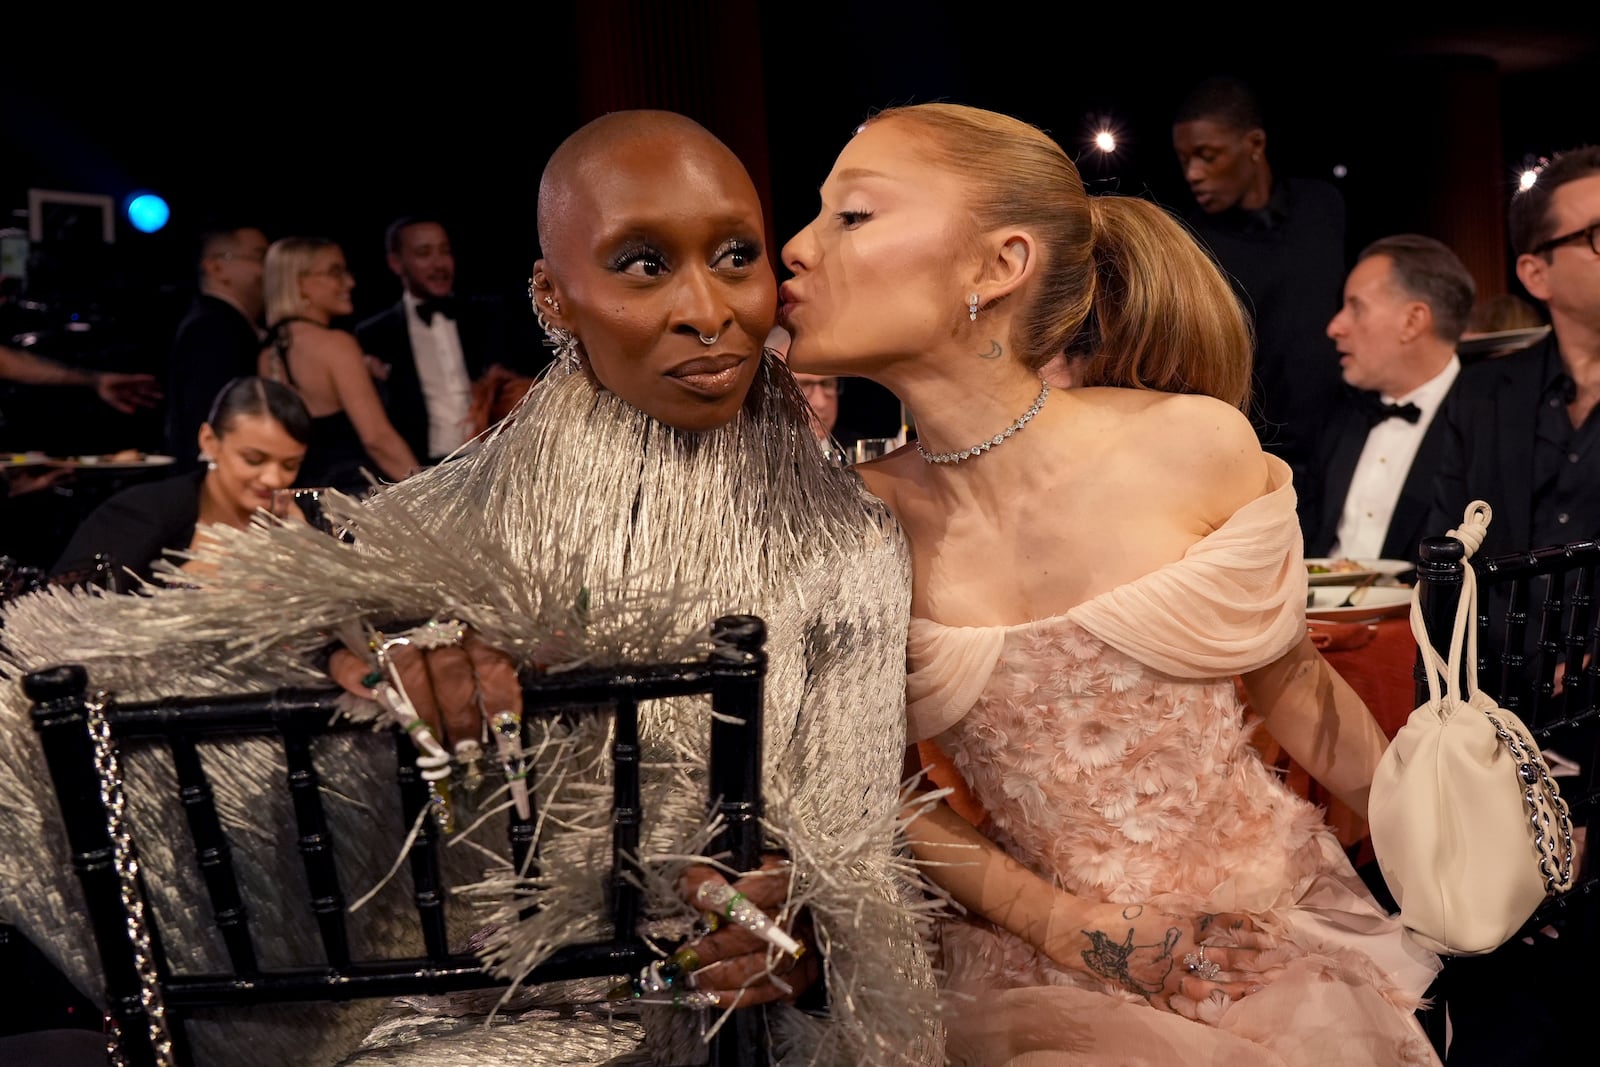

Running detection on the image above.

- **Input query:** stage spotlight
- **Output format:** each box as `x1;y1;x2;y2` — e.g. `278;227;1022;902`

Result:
1094;130;1116;153
125;192;170;234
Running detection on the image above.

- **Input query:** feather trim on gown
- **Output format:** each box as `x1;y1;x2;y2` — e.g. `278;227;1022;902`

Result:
906;457;1440;1067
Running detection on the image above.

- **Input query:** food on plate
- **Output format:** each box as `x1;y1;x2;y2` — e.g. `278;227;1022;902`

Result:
1307;558;1369;575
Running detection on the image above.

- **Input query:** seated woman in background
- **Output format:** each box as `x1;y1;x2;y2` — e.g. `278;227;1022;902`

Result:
258;237;420;493
51;375;309;586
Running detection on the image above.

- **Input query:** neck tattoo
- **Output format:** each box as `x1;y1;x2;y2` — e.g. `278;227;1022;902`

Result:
915;379;1050;465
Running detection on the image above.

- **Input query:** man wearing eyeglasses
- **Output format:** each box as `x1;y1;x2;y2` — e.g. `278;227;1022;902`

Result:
1428;146;1600;562
1422;144;1600;1067
164;222;269;467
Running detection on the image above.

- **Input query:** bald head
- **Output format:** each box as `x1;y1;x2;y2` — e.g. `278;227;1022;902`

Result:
538;110;748;267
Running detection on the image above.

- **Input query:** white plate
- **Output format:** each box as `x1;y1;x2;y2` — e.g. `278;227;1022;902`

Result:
1304;557;1412;586
1307;584;1412;622
62;454;177;471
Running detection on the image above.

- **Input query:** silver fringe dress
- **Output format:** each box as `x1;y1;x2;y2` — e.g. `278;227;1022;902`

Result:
0;357;944;1066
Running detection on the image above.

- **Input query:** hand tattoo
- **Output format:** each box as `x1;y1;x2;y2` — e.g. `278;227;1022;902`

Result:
1081;925;1180;996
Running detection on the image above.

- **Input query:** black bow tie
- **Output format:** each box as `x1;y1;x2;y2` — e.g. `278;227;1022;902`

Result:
1363;395;1422;426
414;296;457;326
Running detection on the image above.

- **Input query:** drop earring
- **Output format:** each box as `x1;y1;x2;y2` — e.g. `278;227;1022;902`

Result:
967;293;980;322
200;453;217;471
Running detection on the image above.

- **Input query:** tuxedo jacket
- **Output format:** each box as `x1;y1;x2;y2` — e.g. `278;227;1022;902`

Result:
1306;381;1461;565
354;294;543;461
1423;337;1556;561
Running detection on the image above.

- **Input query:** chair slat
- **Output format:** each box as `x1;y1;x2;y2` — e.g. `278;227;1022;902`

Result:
169;734;257;974
281;727;350;967
610;698;642;943
394;733;450;961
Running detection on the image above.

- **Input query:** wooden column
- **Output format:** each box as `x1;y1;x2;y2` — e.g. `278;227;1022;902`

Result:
1413;55;1511;298
572;0;777;257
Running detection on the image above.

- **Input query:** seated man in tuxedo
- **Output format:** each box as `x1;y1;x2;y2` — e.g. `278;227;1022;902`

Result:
355;216;541;465
1305;233;1475;566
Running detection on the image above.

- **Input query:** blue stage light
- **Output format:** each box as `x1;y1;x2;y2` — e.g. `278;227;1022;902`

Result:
125;192;170;234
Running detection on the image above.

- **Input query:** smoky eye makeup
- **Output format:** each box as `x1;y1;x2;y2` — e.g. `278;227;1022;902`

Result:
607;240;669;277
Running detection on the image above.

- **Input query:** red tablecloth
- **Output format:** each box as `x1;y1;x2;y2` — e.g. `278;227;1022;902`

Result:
919;616;1420;859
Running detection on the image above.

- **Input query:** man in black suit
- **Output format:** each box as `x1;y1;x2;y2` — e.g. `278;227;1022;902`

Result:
354;216;541;465
1428;146;1600;561
1305;234;1474;567
164;223;269;466
1420;144;1600;1067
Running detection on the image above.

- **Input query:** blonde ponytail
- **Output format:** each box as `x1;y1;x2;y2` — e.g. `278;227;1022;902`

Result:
1068;197;1252;410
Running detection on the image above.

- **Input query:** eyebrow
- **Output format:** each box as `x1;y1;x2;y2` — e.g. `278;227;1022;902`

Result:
822;167;893;190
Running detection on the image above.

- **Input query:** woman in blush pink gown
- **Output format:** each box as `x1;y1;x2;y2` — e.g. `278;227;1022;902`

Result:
778;102;1442;1066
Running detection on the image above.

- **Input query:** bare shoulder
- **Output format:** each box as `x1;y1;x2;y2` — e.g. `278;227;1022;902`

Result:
1072;387;1254;448
1074;388;1266;516
298;324;366;364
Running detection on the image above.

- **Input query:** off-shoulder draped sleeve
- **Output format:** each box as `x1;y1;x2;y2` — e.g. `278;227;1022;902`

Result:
905;456;1306;742
906;622;1005;743
1067;455;1306;678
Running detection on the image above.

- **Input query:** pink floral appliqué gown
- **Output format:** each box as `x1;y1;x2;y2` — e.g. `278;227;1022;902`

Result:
906;458;1442;1067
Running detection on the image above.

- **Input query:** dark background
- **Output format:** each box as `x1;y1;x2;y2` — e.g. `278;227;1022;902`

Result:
4;3;1600;449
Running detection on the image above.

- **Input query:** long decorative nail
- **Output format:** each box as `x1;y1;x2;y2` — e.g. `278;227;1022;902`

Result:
692;881;802;958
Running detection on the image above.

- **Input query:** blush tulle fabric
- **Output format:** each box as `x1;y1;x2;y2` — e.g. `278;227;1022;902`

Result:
907;458;1442;1066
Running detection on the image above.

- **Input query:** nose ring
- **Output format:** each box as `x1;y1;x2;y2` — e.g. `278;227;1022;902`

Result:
698;331;720;346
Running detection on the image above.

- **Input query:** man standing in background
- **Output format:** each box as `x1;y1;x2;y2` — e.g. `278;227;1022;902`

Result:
1172;75;1348;536
164;223;268;467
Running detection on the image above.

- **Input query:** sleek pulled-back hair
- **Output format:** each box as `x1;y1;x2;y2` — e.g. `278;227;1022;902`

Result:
1356;234;1477;343
205;375;313;445
863;103;1252;409
1509;145;1600;257
262;236;340;327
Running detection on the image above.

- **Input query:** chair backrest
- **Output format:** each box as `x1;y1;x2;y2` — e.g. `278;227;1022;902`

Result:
24;613;771;1067
1414;535;1599;930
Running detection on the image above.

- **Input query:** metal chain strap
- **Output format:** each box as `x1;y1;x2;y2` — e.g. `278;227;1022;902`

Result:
85;689;176;1067
1484;708;1577;895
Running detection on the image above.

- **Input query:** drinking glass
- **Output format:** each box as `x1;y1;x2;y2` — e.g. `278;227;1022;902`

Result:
852;437;898;464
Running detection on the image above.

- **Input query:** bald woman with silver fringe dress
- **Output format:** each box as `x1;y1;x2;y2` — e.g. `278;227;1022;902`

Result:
0;110;943;1067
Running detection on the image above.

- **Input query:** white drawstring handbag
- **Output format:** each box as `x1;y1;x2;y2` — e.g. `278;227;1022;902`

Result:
1368;500;1577;955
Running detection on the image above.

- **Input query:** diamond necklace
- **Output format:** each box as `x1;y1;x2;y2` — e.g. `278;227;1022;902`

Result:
914;379;1051;465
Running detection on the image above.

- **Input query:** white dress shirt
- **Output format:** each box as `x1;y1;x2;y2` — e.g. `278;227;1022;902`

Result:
1331;355;1461;560
403;291;474;459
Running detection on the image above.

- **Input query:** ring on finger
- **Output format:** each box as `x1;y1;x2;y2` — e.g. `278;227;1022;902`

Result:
1183;946;1222;981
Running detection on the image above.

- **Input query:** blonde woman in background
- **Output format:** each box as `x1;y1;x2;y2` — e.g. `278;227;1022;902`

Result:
258;236;419;492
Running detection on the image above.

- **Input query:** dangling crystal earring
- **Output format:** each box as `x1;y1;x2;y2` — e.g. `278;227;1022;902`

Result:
967;293;980;322
529;276;579;369
199;453;217;471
